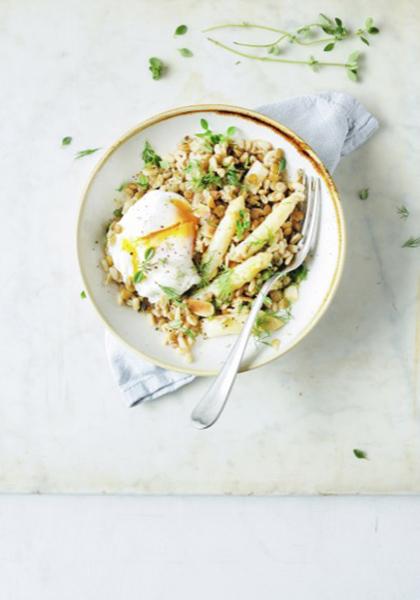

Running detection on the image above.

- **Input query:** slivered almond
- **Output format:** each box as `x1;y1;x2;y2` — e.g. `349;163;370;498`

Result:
186;298;214;317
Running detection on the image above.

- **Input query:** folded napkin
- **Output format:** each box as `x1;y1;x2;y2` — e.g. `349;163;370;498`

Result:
106;91;378;406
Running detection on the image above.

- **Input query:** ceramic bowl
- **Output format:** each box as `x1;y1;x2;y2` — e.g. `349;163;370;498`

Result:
77;104;346;376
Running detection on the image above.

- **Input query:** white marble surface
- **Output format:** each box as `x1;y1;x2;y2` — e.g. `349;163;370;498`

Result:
1;0;419;496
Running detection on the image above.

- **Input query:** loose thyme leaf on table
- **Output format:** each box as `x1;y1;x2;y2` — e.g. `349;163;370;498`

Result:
402;236;420;248
353;448;368;459
62;136;72;146
358;188;369;200
148;57;165;80
75;148;100;159
178;47;193;57
397;205;409;219
80;290;87;299
174;24;188;36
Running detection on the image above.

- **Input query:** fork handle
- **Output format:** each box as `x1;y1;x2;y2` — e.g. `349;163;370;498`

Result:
190;284;268;429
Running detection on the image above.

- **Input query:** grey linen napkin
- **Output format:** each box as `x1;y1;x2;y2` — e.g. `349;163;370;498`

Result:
106;91;379;406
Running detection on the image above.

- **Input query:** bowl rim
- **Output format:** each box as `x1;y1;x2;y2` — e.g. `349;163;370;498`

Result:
77;103;346;376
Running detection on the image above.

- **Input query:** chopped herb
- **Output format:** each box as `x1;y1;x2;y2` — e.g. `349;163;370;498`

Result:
358;188;369;200
144;247;155;261
113;208;123;218
158;284;183;303
175;24;188;36
235;209;251;238
185;160;222;189
132;248;156;284
133;271;146;284
225;166;241;186
353;448;368;459
279;157;287;171
148;57;165;80
116;182;127;192
216;268;234;303
80;290;87;299
159;159;170;169
137;174;149;187
402;237;420;248
183;328;197;339
292;264;309;284
195;119;237;146
142;141;162;167
397;205;409;219
178;48;193;57
75;148;100;159
62;136;72;146
323;42;335;52
263;296;272;307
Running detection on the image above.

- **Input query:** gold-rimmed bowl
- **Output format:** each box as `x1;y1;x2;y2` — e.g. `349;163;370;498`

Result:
77;104;346;376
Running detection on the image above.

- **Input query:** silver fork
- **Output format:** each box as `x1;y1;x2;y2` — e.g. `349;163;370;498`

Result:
191;176;322;429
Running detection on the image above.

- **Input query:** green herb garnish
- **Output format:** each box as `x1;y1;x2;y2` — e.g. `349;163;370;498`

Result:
133;247;156;284
158;284;183;304
75;148;100;159
397;205;409;219
216;268;234;303
353;448;368;459
225;166;241;186
148;57;165;80
113;208;123;218
62;136;72;146
402;237;420;248
144;247;155;261
175;24;188;36
178;48;193;57
235;209;251;238
196;119;237;146
356;17;380;46
185;160;222;190
133;271;146;283
80;290;87;299
116;182;127;192
358;188;369;200
279;157;287;171
142;141;162;167
292;264;308;284
137;174;149;187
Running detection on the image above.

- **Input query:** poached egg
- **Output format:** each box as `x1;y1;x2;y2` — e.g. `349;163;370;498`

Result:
108;190;200;303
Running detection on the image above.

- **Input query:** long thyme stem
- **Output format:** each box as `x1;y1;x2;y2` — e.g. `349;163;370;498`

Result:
207;37;348;68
